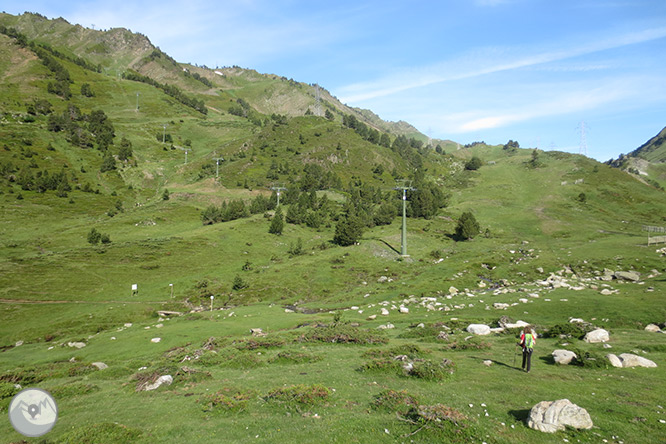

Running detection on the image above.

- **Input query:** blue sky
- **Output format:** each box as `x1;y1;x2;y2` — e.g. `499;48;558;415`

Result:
4;0;666;160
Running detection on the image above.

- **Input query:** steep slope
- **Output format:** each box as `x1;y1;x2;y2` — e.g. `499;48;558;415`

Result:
607;126;666;190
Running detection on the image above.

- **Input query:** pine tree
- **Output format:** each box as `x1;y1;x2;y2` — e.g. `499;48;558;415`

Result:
269;207;284;235
455;211;480;240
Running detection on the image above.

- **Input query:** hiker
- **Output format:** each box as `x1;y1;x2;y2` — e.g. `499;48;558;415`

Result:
518;325;536;373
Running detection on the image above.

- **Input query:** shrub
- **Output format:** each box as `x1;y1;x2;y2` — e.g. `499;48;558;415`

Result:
464;156;482;171
409;359;454;381
400;404;478;442
371;389;419;412
199;388;252;414
298;324;388;345
264;384;330;408
541;323;589;340
268;351;321;365
87;227;101;245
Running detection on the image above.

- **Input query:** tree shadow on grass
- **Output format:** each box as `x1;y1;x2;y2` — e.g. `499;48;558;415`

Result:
538;355;556;366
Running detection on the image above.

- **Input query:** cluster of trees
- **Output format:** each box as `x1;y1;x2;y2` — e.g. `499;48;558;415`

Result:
201;200;250;225
14;167;72;197
87;228;111;245
48;105;116;151
26;98;53;116
342;114;390;148
183;70;213;88
122;70;207;114
503;140;520;151
464;156;483;171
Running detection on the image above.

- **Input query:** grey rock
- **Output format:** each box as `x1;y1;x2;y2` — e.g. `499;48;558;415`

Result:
91;362;108;370
527;399;593;433
552;350;577;365
606;353;622;368
618;353;657;368
584;329;609;343
614;271;640;282
466;324;491;335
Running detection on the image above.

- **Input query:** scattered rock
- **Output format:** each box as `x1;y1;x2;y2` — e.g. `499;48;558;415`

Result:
527;399;593;433
448;286;459;295
91;362;108;370
466;324;491;335
645;324;662;333
377;276;388;283
151;338;162;343
584;329;609;343
284;308;294;313
367;315;377;320
493;303;510;310
67;342;86;349
614;271;640;282
377;323;395;330
618;353;657;368
380;308;390;316
416;323;425;328
399;306;409;314
250;328;266;337
15;341;23;347
124;323;133;328
437;331;449;341
600;289;614;296
156;311;181;317
483;360;493;366
606;354;623;368
142;375;173;391
552;350;577;365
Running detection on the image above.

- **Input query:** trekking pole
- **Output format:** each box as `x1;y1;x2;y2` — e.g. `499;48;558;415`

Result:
513;344;518;367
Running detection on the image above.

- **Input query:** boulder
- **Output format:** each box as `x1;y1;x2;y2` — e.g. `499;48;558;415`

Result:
380;308;390;316
600;289;614;295
552;350;577;365
614;271;640;282
67;342;86;349
143;375;173;391
645;324;662;333
91;362;108;370
366;315;377;320
504;320;530;329
493;303;510;310
606;353;623;368
466;324;491;335
584;329;609;343
399;306;409;314
483;360;493;366
527;399;593;433
150;337;161;343
618;353;657;368
448;286;459;295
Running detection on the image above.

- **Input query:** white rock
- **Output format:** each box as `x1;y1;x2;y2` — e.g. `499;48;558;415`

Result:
399;306;409;314
143;375;173;391
645;324;661;333
416;323;425;328
606;354;623;368
483;360;493;366
552;350;577;365
493;303;510;310
449;286;459;295
377;323;395;330
527;399;593;433
381;308;390;316
15;341;23;347
618;353;657;368
584;329;609;343
504;320;530;329
67;342;86;349
569;318;585;323
367;315;377;320
284;308;294;313
467;324;491;335
124;323;133;328
151;337;162;343
91;362;108;370
600;289;614;296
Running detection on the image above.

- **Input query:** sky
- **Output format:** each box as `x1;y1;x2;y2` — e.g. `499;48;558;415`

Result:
3;0;666;161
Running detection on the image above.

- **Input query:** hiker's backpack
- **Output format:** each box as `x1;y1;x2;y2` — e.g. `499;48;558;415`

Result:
524;333;535;350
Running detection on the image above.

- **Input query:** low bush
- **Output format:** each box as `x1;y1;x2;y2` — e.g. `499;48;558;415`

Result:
264;384;331;410
268;351;321;365
199;388;253;414
371;389;419;412
298;324;388;345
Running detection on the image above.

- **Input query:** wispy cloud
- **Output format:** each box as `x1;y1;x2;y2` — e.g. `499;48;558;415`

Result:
336;26;666;104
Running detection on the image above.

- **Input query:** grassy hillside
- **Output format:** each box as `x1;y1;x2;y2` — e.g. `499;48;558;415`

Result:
1;11;666;444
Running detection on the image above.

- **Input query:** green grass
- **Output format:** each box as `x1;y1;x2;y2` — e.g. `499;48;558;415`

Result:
1;11;666;444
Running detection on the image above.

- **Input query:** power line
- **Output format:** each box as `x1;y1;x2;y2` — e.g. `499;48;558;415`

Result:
271;185;287;207
212;156;224;178
577;120;589;157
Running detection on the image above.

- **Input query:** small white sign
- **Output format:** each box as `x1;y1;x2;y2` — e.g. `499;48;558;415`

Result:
131;284;138;291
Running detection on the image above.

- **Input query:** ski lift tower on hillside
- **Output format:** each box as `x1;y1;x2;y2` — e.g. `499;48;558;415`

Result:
394;181;416;257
